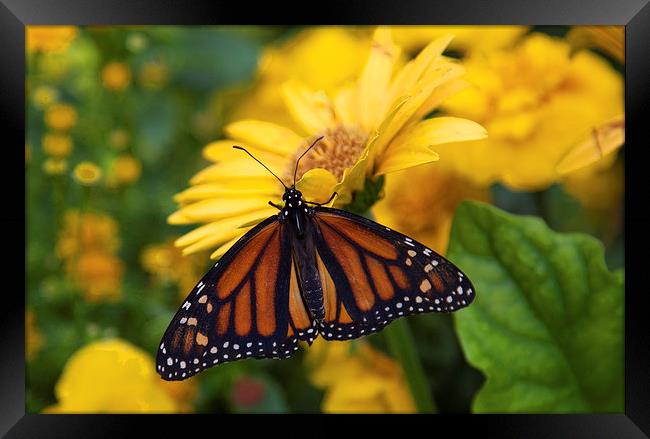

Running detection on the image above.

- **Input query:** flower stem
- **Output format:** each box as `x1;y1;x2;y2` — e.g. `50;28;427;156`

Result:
383;319;437;413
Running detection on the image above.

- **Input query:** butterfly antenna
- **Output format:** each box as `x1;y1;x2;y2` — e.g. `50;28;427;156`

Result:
233;146;287;190
293;135;325;186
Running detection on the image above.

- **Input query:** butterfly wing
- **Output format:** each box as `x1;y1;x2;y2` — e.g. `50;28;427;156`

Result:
156;215;312;381
311;207;475;340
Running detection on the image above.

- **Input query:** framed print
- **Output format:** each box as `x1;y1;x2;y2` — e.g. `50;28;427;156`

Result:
4;0;650;436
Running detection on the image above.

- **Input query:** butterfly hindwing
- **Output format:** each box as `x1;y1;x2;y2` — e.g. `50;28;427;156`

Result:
156;216;303;381
311;207;475;341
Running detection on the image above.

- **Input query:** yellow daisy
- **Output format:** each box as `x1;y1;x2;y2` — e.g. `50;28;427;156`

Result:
170;28;487;259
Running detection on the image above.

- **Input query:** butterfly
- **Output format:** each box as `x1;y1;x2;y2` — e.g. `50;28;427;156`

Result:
157;136;475;381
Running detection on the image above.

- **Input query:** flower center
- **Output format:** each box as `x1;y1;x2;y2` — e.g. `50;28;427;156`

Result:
289;125;367;183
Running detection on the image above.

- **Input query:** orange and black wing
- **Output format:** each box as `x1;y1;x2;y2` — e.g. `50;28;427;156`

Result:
156;216;312;381
312;207;475;341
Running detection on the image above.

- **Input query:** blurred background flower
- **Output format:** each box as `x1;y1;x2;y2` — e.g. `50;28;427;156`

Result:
44;339;196;413
27;26;79;54
306;338;415;413
26;311;44;361
434;32;623;190
44;103;77;132
101;61;132;92
392;25;528;54
27;25;624;414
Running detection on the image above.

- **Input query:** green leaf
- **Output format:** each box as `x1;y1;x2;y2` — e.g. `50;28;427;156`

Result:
448;201;623;413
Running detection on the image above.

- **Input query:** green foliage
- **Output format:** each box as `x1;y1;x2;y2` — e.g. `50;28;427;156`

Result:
448;201;623;413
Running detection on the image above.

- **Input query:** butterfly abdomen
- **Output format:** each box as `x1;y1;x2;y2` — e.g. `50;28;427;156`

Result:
289;219;326;322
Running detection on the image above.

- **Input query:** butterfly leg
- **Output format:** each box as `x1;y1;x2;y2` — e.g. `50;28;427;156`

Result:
304;192;337;207
268;201;283;210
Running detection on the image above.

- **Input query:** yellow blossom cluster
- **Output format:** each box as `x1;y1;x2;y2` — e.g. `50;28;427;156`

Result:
56;210;124;302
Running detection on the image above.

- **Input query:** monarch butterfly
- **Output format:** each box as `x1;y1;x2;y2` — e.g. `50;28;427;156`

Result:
157;136;475;381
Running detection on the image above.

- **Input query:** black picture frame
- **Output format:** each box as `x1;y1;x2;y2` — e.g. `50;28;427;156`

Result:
6;0;649;437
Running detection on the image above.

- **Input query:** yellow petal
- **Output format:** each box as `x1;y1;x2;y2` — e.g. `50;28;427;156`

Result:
174;209;276;248
388;34;454;108
374;61;466;154
400;116;488;148
224;120;303;156
189;159;281;185
203;140;288;164
333;84;358;127
375;146;439;176
411;77;469;122
357;27;401;131
169;197;271;224
375;116;486;175
281;80;335;134
210;233;247;260
173;183;278;204
366;96;410;167
556;116;624;175
296;168;339;204
236;214;277;229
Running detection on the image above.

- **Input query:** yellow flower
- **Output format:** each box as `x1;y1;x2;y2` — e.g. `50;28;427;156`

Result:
73;161;102;186
373;166;490;254
306;338;415;413
26;26;78;54
138;60;169;89
70;251;124;302
42;133;73;157
32;85;59;109
42;157;68;175
44;339;191;413
26;310;44;361
101;61;132;91
56;210;120;258
229;27;371;129
141;240;207;301
45;103;77;131
108;129;130;150
171;28;486;259
567;25;624;63
392;25;529;54
108;154;142;186
434;33;623;190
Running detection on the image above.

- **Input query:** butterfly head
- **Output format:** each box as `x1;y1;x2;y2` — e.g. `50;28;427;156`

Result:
280;187;309;215
282;187;302;202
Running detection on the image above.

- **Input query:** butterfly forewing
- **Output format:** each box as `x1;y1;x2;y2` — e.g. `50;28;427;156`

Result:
156;217;302;381
312;207;475;341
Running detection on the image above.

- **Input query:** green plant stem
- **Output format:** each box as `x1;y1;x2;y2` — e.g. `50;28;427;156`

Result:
383;319;437;413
